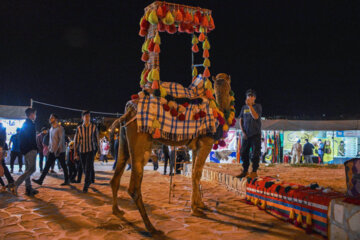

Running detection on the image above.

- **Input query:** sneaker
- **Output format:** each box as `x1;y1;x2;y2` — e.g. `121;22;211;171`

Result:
236;171;249;179
32;179;43;186
60;182;70;186
249;172;258;179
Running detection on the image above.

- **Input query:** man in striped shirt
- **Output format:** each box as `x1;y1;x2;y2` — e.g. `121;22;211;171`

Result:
74;110;99;193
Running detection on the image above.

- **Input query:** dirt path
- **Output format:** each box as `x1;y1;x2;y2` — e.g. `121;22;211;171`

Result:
0;163;323;240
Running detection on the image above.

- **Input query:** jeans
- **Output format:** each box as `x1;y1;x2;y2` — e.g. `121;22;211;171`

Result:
10;151;23;171
80;151;95;189
240;134;261;172
38;151;44;171
304;155;312;164
39;152;69;183
164;154;174;175
15;150;37;189
1;160;14;184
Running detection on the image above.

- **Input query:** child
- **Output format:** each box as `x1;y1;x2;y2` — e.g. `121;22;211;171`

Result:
66;141;77;183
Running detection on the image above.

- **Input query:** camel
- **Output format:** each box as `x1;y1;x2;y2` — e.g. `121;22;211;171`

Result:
110;73;233;234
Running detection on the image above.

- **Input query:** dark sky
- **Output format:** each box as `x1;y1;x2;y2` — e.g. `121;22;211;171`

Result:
1;0;359;122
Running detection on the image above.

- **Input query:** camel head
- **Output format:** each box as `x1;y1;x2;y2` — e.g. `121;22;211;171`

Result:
212;73;232;112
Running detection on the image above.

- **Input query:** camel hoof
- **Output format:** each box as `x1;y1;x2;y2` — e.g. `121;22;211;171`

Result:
191;208;206;217
149;228;164;236
112;206;125;216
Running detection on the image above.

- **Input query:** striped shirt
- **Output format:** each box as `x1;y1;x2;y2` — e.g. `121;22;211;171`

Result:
74;123;99;153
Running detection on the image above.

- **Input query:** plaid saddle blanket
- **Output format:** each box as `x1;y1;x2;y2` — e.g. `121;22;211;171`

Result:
136;76;218;141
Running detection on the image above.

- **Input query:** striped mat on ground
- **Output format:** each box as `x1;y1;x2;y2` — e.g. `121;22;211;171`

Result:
136;77;219;141
245;176;344;236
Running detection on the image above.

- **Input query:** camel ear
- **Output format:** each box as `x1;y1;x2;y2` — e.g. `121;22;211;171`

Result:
211;76;216;82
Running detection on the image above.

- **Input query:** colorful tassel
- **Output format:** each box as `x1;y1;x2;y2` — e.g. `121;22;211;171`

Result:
203;39;210;50
203;67;210;78
203;58;211;67
151;80;159;90
209;15;215;30
170;108;178;117
175;9;183;22
157;21;166;32
191;44;199;53
194;113;200;120
154;43;161;53
163;11;174;25
213;110;218;118
193;15;200;26
213;144;218;150
199;110;206;118
192;67;198;77
148;39;155;52
152;128;161;139
160;87;167;97
151;68;160;81
184;11;193;23
203;49;210;58
156;5;165;18
201;14;209;27
178;113;185;121
139;29;147;37
223;124;229;132
163;104;170;111
295;212;302;227
140;16;150;30
199;32;206;42
141;52;149;62
192;35;199;45
166;24;177;34
131;94;139;100
148;10;159;25
147;69;153;82
154;32;161;45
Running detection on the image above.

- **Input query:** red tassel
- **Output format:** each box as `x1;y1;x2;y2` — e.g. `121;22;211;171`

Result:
201;15;209;27
213;144;218;150
156;5;165;18
182;102;189;108
151;80;159;90
231;118;236;127
185;25;194;34
154;44;160;53
209;15;215;30
199;32;206;42
203;49;210;58
166;24;177;34
175;9;183;22
157;21;166;32
219;140;226;147
163;104;170;111
170;108;178;117
178;114;185;121
131;94;139;100
139;29;147;37
194;113;200;120
199;110;206;118
193;15;200;25
140;18;150;30
178;23;186;32
195;25;200;33
191;44;199;53
141;52;149;62
203;67;210;78
148;40;155;52
152;128;161;139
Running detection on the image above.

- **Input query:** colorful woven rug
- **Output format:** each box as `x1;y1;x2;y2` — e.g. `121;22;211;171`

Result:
136;76;219;141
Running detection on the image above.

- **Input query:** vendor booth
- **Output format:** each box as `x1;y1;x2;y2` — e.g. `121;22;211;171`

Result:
208;119;360;164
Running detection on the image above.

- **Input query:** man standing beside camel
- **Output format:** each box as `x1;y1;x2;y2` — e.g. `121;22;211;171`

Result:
236;89;262;179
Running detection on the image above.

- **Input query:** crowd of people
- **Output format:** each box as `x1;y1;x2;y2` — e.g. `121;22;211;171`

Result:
0;108;100;196
290;138;327;164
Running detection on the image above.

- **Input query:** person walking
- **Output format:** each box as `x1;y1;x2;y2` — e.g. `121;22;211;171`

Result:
0;123;6;148
236;89;262;179
162;145;172;175
99;137;109;164
74;110;99;193
32;114;70;186
12;108;38;196
303;139;314;164
9;128;23;173
317;139;324;164
112;134;119;170
291;139;302;164
66;141;79;183
36;127;47;172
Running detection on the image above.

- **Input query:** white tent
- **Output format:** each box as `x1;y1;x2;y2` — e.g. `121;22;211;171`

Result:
0;105;29;119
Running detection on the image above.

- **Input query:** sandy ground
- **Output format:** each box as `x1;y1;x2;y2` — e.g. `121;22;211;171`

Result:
0;162;323;240
206;162;347;193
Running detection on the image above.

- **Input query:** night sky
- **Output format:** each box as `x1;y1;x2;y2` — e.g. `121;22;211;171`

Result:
1;0;359;124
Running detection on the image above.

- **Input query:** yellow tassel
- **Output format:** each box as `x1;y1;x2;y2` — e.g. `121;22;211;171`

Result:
160;86;167;97
148;10;158;25
209;100;217;109
227;117;233;125
147;69;153;82
203;39;210;50
203;58;211;67
192;35;199;45
230;112;235;118
192;67;198;77
163;11;174;25
297;212;303;224
289;209;295;220
306;213;312;225
152;119;161;129
254;198;259;206
154;32;161;45
223;124;229;132
151;68;160;81
204;79;212;89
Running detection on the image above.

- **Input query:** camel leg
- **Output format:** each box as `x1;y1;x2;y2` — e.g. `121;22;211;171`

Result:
110;127;129;215
191;137;213;216
126;128;161;235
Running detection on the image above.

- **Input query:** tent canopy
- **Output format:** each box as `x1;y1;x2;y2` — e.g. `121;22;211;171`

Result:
0;105;29;120
234;119;360;131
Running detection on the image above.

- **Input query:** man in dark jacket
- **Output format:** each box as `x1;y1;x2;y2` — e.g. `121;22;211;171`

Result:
303;139;314;164
0;123;6;148
13;108;39;196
